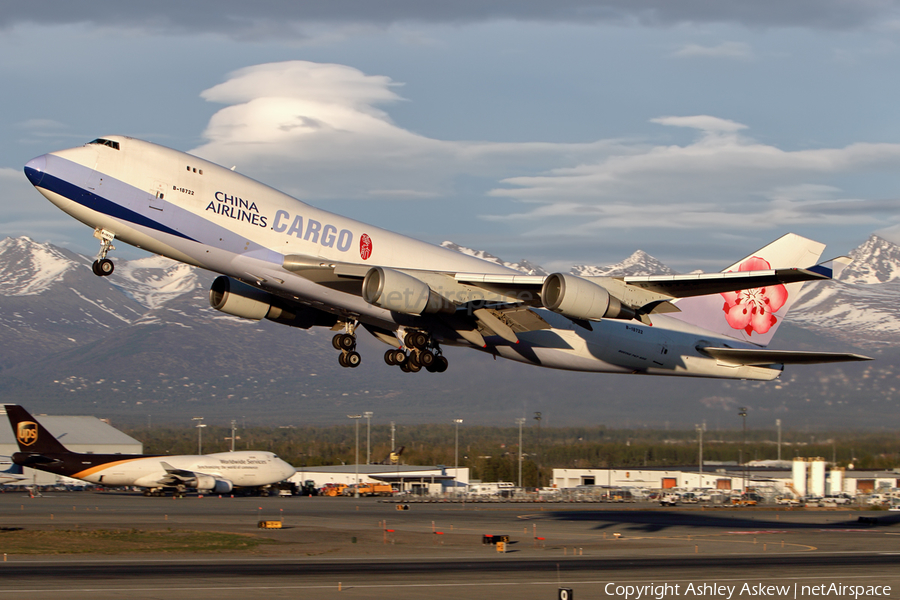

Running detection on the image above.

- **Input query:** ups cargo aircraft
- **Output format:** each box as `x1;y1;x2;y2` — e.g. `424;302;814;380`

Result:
24;137;869;379
4;405;295;496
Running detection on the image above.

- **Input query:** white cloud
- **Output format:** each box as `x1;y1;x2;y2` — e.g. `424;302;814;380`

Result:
189;60;900;242
191;61;621;200
486;117;900;233
671;41;753;60
650;115;748;133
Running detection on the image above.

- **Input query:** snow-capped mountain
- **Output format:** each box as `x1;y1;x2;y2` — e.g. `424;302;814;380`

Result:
440;241;548;276
839;234;900;285
0;237;84;296
571;250;676;277
789;235;900;345
111;255;202;310
441;242;675;278
2;234;898;428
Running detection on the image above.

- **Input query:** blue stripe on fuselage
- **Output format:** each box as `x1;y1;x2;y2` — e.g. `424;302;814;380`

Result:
25;166;197;243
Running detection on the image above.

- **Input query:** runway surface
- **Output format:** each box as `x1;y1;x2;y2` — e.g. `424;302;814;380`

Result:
1;492;898;599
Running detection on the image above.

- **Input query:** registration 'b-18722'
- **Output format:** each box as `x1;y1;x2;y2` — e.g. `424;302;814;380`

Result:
24;136;869;378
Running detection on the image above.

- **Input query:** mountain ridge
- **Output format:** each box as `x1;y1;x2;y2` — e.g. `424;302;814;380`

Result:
0;235;896;429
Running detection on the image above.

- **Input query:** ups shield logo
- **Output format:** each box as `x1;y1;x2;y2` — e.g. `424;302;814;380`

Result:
17;422;38;447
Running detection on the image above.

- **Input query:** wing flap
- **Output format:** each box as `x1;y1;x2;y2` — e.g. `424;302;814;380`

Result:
699;347;872;366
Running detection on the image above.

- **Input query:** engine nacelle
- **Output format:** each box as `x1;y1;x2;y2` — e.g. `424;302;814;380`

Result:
209;276;337;329
193;474;233;494
209;276;275;320
362;267;455;315
541;273;636;321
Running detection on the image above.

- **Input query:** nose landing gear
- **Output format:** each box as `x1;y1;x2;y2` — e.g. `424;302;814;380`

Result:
91;228;116;277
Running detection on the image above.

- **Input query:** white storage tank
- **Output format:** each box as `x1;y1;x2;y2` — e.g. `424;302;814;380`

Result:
792;458;807;498
830;467;844;496
810;458;826;497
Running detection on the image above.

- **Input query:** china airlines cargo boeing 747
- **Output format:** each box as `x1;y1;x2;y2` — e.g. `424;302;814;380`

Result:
24;136;869;379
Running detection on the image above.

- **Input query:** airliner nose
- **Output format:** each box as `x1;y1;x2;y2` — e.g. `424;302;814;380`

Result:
24;155;47;186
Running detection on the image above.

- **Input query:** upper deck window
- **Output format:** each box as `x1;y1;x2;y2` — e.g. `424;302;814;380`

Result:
88;138;120;150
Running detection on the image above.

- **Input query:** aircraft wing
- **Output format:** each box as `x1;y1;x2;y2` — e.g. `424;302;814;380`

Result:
153;462;231;491
160;462;196;479
699;347;872;366
284;258;845;307
274;253;850;340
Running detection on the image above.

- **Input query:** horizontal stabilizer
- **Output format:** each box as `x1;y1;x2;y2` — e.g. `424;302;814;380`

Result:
807;256;852;280
700;347;872;366
625;266;831;299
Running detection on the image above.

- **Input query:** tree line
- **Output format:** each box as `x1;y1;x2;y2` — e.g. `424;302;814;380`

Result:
124;423;900;488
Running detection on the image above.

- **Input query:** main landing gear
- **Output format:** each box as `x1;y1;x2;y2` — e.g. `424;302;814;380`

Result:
383;331;449;373
91;228;116;277
333;326;361;368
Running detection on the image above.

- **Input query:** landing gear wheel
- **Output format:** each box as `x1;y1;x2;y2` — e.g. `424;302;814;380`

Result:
405;331;428;349
407;352;421;369
391;349;407;365
407;359;421;373
338;352;349;368
434;356;449;372
345;351;361;368
419;350;435;367
384;349;397;365
332;334;344;350
337;333;356;350
92;258;114;277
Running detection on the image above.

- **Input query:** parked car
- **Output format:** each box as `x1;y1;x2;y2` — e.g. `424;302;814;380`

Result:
659;493;680;506
775;495;801;507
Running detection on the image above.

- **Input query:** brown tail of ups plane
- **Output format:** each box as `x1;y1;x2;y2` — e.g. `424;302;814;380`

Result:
4;404;71;455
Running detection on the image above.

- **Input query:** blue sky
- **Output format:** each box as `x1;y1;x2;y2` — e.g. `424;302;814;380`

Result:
2;2;900;272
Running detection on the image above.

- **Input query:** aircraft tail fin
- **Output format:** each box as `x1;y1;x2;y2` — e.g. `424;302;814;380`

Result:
377;446;405;465
1;462;24;475
3;404;71;454
667;233;826;347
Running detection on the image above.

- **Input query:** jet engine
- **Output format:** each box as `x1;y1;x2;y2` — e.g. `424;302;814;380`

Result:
209;276;337;329
362;267;455;315
541;273;636;321
192;474;234;494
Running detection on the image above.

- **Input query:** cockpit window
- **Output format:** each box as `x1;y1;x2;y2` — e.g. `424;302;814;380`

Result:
88;138;120;150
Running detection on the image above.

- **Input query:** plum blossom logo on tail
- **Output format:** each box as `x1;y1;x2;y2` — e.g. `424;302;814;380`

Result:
360;233;373;260
720;257;788;336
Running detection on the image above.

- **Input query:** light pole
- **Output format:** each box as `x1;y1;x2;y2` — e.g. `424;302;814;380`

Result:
776;419;782;462
364;411;373;465
516;418;526;489
454;419;463;495
226;419;240;452
348;414;362;497
738;407;747;494
534;412;542;488
192;417;205;455
696;423;704;482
